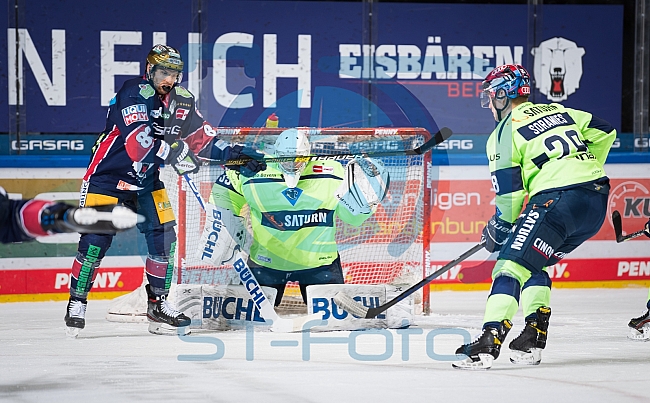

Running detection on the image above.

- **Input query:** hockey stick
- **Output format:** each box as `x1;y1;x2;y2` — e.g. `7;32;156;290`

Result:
612;210;646;243
334;242;486;318
182;173;321;332
200;127;453;166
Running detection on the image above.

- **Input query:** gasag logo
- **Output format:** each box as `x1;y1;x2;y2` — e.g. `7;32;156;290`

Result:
12;139;84;151
531;37;585;102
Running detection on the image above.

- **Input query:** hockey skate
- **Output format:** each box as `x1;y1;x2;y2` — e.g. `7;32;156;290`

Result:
64;297;87;338
452;319;512;370
146;285;191;335
509;306;551;365
627;310;650;341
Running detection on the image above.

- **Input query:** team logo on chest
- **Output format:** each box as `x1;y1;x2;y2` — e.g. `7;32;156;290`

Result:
282;187;303;206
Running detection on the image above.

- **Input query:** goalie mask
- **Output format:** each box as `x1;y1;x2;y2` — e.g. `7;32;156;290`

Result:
274;128;311;188
145;44;184;95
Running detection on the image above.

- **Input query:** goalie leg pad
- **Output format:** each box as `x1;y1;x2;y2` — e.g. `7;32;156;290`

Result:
294;257;345;304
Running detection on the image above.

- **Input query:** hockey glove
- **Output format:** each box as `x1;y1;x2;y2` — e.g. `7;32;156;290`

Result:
41;203;142;234
226;145;267;177
645;218;650;238
481;214;514;253
166;140;200;176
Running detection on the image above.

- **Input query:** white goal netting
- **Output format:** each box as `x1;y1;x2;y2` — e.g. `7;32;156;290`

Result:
107;127;431;320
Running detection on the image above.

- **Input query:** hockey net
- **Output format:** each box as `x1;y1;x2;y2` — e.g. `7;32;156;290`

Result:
107;127;431;320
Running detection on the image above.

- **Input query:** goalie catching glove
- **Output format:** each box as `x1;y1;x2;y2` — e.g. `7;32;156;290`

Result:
335;157;390;215
166;140;200;176
196;203;250;266
41;203;143;234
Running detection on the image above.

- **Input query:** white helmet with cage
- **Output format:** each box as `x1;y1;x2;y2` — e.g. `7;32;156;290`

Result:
274;128;311;188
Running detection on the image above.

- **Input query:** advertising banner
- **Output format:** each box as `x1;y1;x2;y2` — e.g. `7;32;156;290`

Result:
1;163;649;301
1;2;623;138
427;165;650;288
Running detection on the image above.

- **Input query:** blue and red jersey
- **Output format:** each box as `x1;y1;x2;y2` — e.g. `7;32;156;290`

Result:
0;188;52;243
85;77;232;192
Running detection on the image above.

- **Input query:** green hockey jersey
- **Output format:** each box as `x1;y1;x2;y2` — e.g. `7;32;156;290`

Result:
488;102;616;223
210;160;371;271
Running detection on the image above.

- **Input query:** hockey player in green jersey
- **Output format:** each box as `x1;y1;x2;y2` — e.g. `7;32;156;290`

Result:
453;64;616;370
205;128;390;306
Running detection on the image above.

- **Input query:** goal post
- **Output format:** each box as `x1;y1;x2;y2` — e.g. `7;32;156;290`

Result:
112;127;433;320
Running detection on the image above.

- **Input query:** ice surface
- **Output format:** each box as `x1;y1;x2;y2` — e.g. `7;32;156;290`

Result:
1;287;649;402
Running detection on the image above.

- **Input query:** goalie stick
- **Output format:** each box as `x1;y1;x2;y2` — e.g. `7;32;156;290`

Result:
334;242;485;318
182;173;322;332
200;127;453;166
612;210;646;243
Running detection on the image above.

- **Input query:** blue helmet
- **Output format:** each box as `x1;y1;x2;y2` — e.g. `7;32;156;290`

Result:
480;64;531;108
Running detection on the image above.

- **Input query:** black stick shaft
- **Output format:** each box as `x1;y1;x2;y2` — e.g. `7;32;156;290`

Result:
619;229;646;242
366;243;485;318
613;210;646;243
202;127;452;166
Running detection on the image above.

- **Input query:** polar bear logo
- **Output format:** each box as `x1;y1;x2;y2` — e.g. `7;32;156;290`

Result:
531;37;585;102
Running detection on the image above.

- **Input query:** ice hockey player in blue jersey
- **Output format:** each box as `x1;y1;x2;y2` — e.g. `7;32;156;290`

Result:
64;44;266;337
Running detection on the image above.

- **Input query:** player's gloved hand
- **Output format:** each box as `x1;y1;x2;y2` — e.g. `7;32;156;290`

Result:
644;218;650;238
40;203;142;234
166;140;200;176
226;145;267;177
481;214;514;252
39;202;75;233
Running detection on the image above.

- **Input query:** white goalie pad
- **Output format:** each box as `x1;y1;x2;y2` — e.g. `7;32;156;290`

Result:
106;280;182;323
106;274;148;323
306;284;413;331
173;284;278;331
196;203;249;267
335;157;390;215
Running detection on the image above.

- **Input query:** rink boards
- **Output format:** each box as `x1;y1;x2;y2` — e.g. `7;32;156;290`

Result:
1;165;649;301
